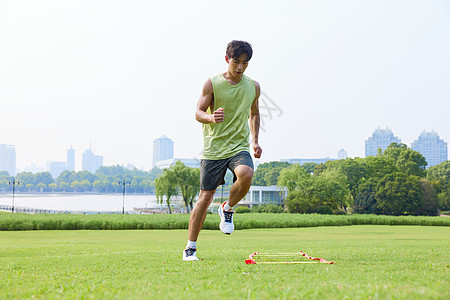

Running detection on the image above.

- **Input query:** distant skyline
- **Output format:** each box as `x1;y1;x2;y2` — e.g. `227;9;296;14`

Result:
1;0;449;171
10;127;449;173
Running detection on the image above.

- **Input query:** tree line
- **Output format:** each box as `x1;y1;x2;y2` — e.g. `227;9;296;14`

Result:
0;166;162;194
2;143;449;216
254;143;449;216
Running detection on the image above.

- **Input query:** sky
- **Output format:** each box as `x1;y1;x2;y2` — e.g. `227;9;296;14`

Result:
1;0;449;172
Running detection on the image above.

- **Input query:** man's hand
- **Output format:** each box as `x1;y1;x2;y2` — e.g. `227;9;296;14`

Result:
211;107;225;123
253;143;262;159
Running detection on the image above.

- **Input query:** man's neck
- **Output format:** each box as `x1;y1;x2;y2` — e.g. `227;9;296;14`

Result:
223;72;242;85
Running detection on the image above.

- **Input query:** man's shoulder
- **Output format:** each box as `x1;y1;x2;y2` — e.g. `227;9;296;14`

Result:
209;73;224;81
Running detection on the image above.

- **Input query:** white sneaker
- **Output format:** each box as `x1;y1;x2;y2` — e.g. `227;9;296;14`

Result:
183;247;199;261
218;204;234;235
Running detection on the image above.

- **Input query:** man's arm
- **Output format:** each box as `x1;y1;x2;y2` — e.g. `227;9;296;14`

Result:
195;79;225;124
250;82;262;158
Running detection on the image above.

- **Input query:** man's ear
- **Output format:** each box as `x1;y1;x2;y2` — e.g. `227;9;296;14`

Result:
225;55;230;63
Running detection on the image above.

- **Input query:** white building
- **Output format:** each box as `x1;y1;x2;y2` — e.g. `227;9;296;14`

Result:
411;131;448;168
67;146;75;171
0;144;16;176
82;147;103;173
155;158;200;169
365;127;401;157
243;186;288;206
281;158;335;165
153;135;174;167
338;149;348;160
48;161;67;178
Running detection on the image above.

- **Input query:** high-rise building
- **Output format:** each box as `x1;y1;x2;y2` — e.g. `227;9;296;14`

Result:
153;135;174;167
411;131;448;168
365;127;401;157
67;146;75;171
0;144;16;176
48;161;67;178
82;146;103;173
338;149;348;160
281;158;336;165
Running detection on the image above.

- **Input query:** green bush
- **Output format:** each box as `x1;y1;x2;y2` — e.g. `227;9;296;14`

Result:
235;206;251;214
251;204;284;213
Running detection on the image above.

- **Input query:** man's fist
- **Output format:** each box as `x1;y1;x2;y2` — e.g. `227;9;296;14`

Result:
212;107;225;123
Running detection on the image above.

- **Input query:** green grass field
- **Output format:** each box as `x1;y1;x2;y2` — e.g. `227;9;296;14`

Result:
1;226;449;299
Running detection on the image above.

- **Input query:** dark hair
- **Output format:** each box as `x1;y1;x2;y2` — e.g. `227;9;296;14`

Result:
226;40;253;61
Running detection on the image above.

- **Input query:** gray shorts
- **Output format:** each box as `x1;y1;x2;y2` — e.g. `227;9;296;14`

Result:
200;151;254;191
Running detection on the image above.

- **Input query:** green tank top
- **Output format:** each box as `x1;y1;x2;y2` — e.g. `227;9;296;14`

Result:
202;73;256;160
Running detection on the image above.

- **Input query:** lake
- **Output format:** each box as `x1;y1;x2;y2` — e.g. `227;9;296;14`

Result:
0;193;175;213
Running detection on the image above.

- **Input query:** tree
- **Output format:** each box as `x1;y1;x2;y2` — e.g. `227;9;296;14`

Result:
301;162;318;174
427;161;450;211
278;164;309;191
279;165;348;214
70;180;82;192
0;179;9;192
324;158;365;205
313;163;327;176
417;179;438;216
48;183;57;192
155;171;177;214
427;160;450;183
252;161;291;186
36;183;47;192
26;183;34;192
57;170;76;186
139;180;152;194
375;172;423;215
362;155;398;180
75;171;97;184
33;172;54;186
383;143;427;177
167;161;200;213
80;179;92;192
58;182;69;192
15;172;34;191
93;180;103;192
354;178;380;214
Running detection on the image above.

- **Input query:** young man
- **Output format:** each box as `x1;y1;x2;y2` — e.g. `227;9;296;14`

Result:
183;40;262;261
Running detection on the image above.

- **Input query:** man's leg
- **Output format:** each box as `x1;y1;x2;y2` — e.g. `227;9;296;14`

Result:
228;165;254;207
218;165;253;235
184;189;216;261
188;189;216;242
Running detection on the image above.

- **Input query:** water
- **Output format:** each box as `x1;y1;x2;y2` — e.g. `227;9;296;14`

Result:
0;193;171;213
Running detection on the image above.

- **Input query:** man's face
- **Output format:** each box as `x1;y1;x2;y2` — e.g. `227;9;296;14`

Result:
226;53;249;77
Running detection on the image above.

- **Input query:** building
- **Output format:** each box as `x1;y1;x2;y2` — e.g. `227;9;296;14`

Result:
48;161;67;178
0;144;16;176
338;149;348;160
82;147;103;173
243;186;288;206
155;158;200;169
365;127;401;157
411;131;448;168
153;135;174;167
281;158;335;165
67;146;75;171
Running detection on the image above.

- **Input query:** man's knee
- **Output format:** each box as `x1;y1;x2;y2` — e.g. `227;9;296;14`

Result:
234;165;254;183
197;190;216;205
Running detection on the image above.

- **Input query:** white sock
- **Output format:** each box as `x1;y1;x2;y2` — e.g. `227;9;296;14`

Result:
186;240;196;249
223;201;232;211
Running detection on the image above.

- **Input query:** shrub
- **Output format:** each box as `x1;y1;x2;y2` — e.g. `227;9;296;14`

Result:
251;204;284;213
235;206;251;214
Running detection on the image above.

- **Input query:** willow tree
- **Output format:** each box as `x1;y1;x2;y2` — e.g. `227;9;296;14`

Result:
171;161;200;213
155;170;177;214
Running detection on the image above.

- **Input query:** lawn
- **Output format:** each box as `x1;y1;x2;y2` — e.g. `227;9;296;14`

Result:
0;226;449;299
